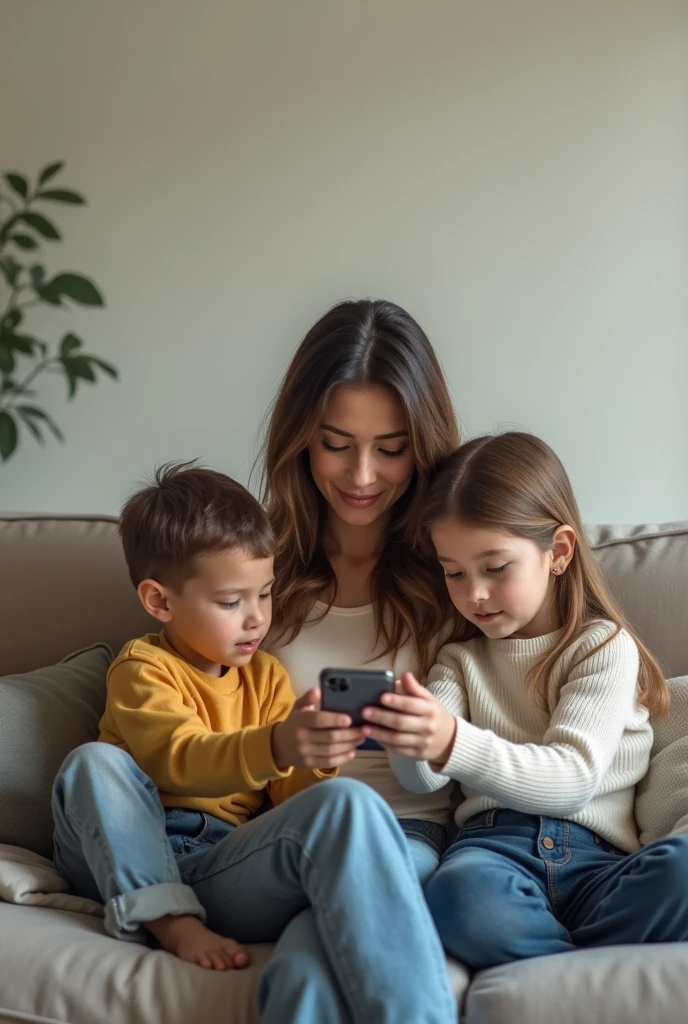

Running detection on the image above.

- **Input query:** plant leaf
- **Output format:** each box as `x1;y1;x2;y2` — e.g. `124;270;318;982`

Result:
0;344;15;374
36;189;85;205
60;332;82;357
5;333;35;355
0;257;21;286
21;212;61;240
10;233;38;250
30;265;46;288
88;356;119;380
36;283;63;306
38;161;65;185
17;404;64;441
65;355;96;382
0;411;18;459
1;310;22;332
43;273;104;306
60;354;96;397
4;173;29;199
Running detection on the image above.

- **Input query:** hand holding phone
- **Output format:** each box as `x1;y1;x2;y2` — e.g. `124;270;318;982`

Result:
359;671;457;765
272;688;364;770
320;668;395;727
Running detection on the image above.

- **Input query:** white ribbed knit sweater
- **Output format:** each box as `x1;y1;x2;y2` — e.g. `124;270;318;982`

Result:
390;620;653;852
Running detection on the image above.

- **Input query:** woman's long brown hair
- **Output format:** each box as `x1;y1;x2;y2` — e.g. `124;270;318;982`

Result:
260;298;460;673
425;432;669;717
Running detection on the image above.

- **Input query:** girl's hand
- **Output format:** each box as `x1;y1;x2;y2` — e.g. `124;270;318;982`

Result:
272;689;364;770
360;672;457;767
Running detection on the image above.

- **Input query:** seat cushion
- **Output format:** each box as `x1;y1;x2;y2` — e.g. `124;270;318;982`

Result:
0;645;110;858
0;903;469;1022
0;903;271;1024
467;944;688;1024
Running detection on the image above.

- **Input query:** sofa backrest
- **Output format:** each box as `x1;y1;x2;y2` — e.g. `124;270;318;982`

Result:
0;515;149;675
1;515;687;677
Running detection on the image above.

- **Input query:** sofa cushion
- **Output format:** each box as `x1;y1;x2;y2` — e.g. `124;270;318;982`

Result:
0;902;271;1024
635;676;688;845
0;644;110;858
0;514;149;676
0;901;469;1023
467;943;688;1024
589;522;688;678
0;843;102;917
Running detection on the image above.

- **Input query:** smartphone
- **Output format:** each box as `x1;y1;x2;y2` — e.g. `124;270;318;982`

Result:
319;668;395;726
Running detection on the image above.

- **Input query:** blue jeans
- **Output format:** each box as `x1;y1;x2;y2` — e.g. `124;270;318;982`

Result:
399;818;447;887
426;808;688;970
52;743;455;1024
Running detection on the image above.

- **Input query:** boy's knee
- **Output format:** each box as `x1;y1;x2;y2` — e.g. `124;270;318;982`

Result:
57;742;138;796
60;741;120;775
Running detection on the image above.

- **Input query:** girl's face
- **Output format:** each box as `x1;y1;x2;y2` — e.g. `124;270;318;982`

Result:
308;385;416;530
430;518;562;639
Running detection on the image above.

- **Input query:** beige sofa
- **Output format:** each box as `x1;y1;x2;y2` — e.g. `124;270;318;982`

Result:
1;513;687;1024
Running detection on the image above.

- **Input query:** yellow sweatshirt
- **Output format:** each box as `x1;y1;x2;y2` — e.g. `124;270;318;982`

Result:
98;632;333;826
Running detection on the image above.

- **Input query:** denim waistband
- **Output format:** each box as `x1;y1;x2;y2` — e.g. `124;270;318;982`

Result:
459;809;622;854
165;807;235;846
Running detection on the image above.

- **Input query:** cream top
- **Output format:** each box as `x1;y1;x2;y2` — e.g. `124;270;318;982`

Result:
270;602;455;826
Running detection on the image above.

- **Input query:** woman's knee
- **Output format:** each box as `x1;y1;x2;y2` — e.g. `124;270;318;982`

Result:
302;776;392;816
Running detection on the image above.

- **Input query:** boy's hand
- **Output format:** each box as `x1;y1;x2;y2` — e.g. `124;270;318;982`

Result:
360;672;457;767
272;689;364;770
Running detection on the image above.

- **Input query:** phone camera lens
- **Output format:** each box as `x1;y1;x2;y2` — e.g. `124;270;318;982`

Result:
327;677;349;691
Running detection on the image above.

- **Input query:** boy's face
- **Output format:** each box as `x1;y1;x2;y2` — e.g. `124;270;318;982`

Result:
146;548;274;676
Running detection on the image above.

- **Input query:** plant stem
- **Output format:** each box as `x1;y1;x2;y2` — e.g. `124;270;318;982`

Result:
0;355;60;413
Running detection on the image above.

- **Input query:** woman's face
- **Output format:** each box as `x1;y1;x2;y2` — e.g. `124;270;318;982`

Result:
307;385;416;528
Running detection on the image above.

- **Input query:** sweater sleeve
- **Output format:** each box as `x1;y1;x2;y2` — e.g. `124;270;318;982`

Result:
438;626;640;816
388;646;470;795
107;655;292;797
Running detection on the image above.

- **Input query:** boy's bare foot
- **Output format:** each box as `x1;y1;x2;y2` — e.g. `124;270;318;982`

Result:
146;914;250;970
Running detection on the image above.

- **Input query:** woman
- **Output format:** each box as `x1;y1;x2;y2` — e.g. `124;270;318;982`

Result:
262;297;460;883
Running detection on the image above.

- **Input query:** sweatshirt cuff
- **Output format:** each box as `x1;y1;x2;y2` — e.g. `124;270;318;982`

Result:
240;724;292;787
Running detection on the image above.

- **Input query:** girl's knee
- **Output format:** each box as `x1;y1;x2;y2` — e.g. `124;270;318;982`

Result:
644;834;688;890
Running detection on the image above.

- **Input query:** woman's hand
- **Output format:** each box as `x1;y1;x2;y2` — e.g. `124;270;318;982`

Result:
360;672;457;767
272;689;364;770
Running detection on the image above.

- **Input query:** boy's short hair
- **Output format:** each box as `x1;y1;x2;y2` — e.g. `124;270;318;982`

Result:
119;462;274;588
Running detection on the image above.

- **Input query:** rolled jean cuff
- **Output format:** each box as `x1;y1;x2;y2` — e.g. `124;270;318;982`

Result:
104;882;206;942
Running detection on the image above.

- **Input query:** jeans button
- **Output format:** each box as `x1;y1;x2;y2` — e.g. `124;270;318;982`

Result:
541;837;555;850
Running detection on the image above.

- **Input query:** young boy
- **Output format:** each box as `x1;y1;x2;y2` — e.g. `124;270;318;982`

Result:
51;464;455;1024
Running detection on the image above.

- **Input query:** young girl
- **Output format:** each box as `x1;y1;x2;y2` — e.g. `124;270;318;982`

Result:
360;431;688;968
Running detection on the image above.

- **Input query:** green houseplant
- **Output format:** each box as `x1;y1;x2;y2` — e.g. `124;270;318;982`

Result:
0;161;117;461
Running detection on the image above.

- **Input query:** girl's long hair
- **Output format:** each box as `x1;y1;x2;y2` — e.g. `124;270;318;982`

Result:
260;298;460;673
425;432;669;716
